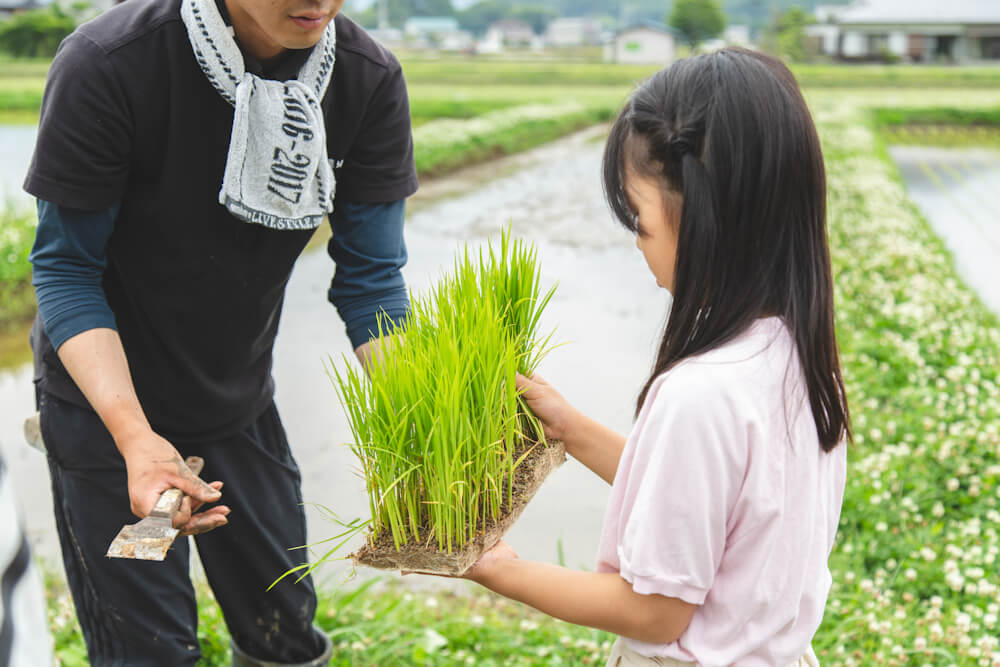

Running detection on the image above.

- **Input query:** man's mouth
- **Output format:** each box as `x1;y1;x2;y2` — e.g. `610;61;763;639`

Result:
289;11;327;29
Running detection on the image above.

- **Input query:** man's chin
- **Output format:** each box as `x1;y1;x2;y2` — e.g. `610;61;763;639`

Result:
281;16;334;45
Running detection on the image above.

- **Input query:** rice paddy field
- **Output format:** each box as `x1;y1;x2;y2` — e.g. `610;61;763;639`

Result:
3;55;1000;665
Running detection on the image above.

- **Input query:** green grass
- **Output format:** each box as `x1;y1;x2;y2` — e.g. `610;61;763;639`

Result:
792;64;1000;88
401;59;1000;89
0;206;36;330
330;231;554;558
870;107;1000;147
872;107;1000;127
412;101;618;177
0;206;37;366
47;575;615;666
0;57;50;77
409;97;521;127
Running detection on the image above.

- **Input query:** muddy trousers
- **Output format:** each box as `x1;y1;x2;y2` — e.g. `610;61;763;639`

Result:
39;390;329;666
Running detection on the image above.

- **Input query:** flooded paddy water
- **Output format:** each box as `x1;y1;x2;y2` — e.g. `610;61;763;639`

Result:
889;146;1000;315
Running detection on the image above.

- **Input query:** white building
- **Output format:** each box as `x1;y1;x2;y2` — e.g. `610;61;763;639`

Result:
485;19;535;47
605;22;677;65
724;24;752;46
0;0;42;16
809;0;1000;63
403;16;460;39
545;17;602;47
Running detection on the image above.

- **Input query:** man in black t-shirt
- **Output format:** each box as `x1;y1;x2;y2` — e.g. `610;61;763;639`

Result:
24;0;417;663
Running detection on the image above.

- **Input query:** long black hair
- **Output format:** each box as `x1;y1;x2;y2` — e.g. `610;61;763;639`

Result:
602;47;850;452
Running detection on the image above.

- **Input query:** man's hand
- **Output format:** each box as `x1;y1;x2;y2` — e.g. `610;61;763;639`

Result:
120;431;230;536
354;335;394;372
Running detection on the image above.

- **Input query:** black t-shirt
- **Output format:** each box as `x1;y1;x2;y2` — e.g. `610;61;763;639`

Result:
24;0;418;442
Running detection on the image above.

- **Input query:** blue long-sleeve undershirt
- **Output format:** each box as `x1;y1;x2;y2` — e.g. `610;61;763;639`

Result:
30;199;410;351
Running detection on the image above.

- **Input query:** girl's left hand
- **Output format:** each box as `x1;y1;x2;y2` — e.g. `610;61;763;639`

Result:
462;539;519;585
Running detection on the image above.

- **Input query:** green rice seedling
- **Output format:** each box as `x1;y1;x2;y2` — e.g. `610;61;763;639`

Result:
332;229;556;556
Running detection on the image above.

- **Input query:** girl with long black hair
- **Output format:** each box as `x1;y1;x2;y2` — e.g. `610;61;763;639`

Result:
453;48;850;666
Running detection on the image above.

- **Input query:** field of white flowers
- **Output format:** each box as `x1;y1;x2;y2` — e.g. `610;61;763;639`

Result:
812;90;1000;665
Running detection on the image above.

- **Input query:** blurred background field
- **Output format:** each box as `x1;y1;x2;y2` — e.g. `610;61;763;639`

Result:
3;0;1000;663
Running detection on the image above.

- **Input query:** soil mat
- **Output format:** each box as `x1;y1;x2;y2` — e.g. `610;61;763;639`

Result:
351;439;566;576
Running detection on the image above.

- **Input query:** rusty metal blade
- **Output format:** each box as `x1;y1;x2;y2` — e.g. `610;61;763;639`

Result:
105;516;179;561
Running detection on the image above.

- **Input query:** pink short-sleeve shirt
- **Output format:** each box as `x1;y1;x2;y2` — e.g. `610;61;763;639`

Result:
596;318;847;666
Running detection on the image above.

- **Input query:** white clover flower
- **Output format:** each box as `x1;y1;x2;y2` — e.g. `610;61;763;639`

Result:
957;612;973;631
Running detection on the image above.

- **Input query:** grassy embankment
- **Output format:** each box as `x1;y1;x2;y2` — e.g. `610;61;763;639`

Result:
872;107;1000;147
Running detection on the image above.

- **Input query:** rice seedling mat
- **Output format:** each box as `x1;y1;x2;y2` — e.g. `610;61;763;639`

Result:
351;439;565;576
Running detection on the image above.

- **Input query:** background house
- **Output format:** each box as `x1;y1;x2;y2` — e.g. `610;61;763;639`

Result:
544;17;602;48
485;19;535;48
403;16;467;49
0;0;43;18
809;0;1000;63
604;22;677;65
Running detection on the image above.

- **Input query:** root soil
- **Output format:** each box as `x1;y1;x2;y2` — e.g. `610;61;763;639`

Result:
351;440;566;576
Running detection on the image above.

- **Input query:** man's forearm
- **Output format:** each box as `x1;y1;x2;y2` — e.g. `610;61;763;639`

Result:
56;327;153;453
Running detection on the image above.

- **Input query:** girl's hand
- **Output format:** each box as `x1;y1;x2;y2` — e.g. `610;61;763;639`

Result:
516;373;578;442
461;540;519;586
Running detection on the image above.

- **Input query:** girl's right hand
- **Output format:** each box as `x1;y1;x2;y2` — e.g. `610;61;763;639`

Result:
515;372;578;442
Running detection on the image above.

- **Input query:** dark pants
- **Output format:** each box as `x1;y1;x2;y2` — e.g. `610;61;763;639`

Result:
39;389;328;666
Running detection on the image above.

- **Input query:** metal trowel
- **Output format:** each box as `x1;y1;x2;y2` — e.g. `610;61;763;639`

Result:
106;455;205;561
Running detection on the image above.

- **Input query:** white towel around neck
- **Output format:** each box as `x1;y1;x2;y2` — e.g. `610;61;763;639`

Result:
180;0;337;230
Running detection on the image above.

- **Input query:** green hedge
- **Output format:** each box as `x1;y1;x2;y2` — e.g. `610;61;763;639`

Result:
0;206;36;331
0;7;76;59
872;107;1000;127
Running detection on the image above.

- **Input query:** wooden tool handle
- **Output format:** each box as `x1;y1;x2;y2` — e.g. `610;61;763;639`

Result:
149;456;206;519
